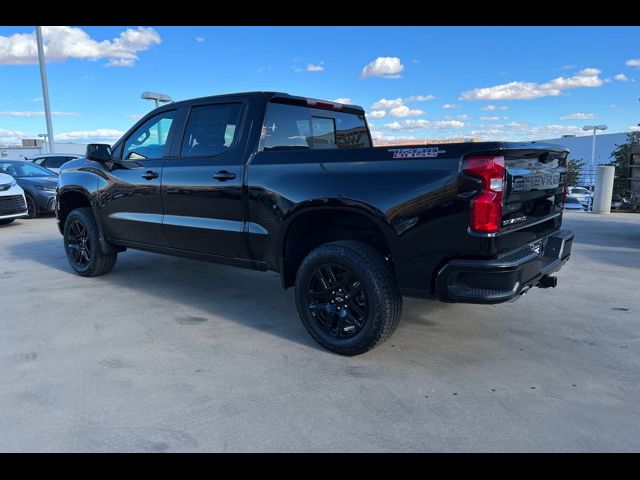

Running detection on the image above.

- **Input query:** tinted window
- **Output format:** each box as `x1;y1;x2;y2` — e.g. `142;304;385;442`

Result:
334;111;371;149
565;196;579;204
43;157;69;168
180;103;243;157
123;110;176;160
32;157;45;165
261;103;370;151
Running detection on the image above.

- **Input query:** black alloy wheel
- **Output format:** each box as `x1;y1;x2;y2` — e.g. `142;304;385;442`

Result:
306;263;369;339
66;219;92;268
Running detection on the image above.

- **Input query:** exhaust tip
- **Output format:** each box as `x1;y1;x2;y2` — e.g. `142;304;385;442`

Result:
538;275;558;289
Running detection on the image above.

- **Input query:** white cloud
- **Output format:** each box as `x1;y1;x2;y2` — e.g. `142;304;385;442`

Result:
332;97;353;104
481;105;508;111
56;128;125;142
560;112;597;120
0;26;161;67
630;125;640;131
626;59;640;68
460;68;604;100
195;36;205;43
442;103;462;109
405;95;435;102
360;56;404;79
388;105;424;118
306;62;325;72
383;119;465;130
370;98;404;110
368;110;386;119
456;114;469;120
614;73;629;82
126;114;144;119
0;111;79;117
0;127;27;144
480;116;500;121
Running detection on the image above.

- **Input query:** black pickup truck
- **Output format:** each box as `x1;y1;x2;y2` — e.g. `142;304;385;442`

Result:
57;91;574;355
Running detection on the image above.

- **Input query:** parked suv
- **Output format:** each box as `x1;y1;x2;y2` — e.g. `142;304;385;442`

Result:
27;153;82;175
57;92;574;355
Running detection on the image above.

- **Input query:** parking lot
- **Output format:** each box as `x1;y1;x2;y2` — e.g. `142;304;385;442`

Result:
1;211;639;452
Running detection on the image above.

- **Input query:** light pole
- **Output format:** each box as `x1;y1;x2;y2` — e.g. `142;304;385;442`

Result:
141;91;172;109
141;92;172;141
38;133;48;153
583;124;608;188
35;26;55;154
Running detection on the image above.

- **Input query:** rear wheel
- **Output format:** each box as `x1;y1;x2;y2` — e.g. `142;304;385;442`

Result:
295;240;402;356
63;207;117;277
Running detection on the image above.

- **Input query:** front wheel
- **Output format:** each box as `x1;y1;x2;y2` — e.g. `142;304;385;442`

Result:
25;194;38;219
63;207;117;277
295;240;402;356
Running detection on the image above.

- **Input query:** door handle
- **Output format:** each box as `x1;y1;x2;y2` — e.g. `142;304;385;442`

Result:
142;170;159;180
213;170;236;181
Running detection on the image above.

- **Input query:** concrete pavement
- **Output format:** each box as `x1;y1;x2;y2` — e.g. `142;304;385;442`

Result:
1;211;639;452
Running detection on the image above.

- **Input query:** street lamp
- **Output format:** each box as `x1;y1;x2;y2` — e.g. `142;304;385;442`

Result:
35;26;55;154
140;91;173;109
38;133;48;153
583;124;608;187
140;91;172;142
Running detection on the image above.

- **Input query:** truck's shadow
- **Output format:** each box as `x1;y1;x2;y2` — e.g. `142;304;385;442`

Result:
8;237;442;351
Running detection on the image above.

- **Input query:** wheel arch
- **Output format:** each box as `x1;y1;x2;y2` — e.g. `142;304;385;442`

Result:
277;203;398;289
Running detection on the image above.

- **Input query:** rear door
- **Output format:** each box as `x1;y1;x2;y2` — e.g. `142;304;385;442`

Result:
161;100;247;257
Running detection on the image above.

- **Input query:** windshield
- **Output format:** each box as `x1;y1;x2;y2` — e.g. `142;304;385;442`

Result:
565;196;580;204
0;161;57;178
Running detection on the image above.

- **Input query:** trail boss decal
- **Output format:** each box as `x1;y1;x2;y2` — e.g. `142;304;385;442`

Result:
388;147;447;159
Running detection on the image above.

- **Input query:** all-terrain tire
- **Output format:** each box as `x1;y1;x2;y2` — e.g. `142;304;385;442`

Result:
295;240;402;356
63;207;117;277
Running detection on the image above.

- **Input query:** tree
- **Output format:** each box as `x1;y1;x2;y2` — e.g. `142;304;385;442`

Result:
566;158;585;186
604;130;640;196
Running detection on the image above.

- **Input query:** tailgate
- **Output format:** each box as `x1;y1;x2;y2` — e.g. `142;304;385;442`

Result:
502;145;567;226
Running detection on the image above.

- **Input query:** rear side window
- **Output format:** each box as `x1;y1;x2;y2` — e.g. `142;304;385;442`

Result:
181;103;243;157
43;157;68;168
260;103;371;151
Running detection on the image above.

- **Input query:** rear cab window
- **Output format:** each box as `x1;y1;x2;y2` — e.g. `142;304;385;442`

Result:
259;102;371;152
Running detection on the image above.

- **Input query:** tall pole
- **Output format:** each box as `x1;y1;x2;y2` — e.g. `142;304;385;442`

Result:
35;26;55;154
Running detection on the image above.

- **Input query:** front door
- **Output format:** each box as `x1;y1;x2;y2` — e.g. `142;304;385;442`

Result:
99;109;178;246
161;101;247;257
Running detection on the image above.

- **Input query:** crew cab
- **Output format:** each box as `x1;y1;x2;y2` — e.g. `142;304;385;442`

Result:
56;92;574;355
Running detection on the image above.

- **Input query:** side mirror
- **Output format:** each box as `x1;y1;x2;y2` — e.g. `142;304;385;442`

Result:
86;143;112;163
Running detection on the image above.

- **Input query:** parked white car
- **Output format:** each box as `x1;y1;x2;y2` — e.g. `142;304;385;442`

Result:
567;186;592;203
563;195;586;211
0;172;29;225
26;153;82;175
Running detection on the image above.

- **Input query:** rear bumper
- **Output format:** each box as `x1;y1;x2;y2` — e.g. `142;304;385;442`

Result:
435;229;574;304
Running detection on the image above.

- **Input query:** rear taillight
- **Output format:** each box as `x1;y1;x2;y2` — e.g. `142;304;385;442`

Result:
463;155;505;233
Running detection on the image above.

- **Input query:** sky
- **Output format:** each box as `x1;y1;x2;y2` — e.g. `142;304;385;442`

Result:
1;26;639;145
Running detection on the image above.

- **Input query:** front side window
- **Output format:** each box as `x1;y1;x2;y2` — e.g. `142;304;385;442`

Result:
180;103;243;157
123;110;176;160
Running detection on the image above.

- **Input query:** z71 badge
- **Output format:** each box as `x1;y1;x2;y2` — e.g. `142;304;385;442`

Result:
388;147;446;159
